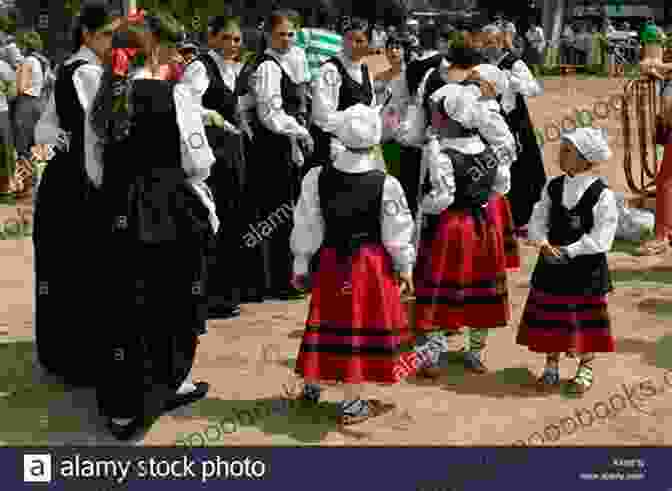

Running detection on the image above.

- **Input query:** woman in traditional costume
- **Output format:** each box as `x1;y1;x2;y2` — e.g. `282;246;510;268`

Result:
483;23;545;238
310;18;378;171
407;54;517;376
32;3;118;385
248;9;313;300
290;104;415;425
182;13;246;314
517;128;617;394
91;10;213;440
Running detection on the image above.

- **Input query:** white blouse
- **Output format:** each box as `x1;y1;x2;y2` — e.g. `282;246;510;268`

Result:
291;151;415;276
34;46;104;187
311;53;376;159
254;48;309;138
527;174;618;257
499;58;542;114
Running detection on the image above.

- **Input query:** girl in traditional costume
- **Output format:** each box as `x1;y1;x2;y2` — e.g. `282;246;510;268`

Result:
249;9;313;300
517;128;617;394
182;13;246;314
290;103;415;425
32;3;119;385
409;69;516;376
91;10;213;440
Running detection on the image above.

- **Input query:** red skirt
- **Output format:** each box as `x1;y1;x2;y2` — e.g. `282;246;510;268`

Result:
516;288;614;353
295;244;416;384
493;194;521;270
414;196;511;331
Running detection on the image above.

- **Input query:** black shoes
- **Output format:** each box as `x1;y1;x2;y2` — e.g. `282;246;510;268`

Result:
164;382;210;412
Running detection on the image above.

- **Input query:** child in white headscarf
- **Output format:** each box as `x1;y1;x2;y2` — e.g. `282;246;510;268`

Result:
518;127;618;394
289;103;416;425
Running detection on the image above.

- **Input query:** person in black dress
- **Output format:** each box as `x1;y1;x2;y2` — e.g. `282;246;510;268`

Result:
32;3;118;386
91;10;212;440
182;13;246;315
248;9;313;300
309;17;377;172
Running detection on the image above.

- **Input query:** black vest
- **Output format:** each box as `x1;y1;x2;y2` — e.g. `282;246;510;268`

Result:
531;176;613;295
319;166;385;256
310;57;373;166
55;59;88;138
255;54;306;119
198;52;238;123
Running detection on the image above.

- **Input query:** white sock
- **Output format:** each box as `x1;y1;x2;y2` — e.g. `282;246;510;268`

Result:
176;380;196;395
111;418;134;426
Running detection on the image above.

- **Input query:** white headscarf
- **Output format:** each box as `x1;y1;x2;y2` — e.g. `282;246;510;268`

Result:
334;104;382;149
428;83;485;129
561;127;612;162
482;24;501;34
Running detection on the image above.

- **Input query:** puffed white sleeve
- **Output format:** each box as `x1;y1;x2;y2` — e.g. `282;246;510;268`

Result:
397;69;430;146
255;60;309;137
475;101;517;194
173;82;215;182
527;182;552;242
509;59;542;97
181;60;209;102
419;137;456;214
381;175;415;273
73;63;104;187
34;92;62;145
311;61;342;134
291;167;324;276
564;188;619;257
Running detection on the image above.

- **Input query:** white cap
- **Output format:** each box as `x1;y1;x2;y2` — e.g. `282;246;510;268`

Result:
429;83;484;128
482;24;501;33
561;127;612;162
502;22;516;33
334;104;382;149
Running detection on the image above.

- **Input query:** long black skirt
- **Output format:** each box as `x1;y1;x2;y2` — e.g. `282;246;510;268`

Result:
95;168;212;419
11;95;42;160
247;127;301;297
505;94;547;228
398;145;423;218
205;128;244;315
33;146;101;386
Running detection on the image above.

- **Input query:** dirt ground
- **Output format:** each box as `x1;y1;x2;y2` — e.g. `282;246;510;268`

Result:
0;77;671;446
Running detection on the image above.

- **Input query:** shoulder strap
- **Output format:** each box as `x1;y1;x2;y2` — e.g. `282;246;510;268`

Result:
498;52;518;71
547;176;565;205
575;178;607;212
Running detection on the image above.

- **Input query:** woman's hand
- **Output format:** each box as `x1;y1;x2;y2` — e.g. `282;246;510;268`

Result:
397;271;414;297
539;240;563;258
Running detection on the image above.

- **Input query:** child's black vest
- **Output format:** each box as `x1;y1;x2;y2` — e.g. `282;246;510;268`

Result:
310;57;373;166
422;75;497;221
318;166;385;257
531;175;613;296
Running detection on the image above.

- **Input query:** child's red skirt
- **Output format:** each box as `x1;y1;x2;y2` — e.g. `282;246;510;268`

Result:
295;244;416;384
414;194;511;332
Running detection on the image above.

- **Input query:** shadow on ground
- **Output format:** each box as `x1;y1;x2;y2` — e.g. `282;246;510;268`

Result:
170;395;339;445
0;339;129;445
404;352;542;398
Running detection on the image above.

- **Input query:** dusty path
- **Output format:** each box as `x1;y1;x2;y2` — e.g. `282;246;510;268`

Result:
0;77;671;446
